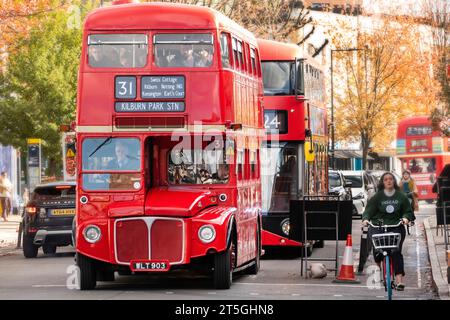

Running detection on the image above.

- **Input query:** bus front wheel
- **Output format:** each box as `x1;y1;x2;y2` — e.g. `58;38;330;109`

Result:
77;253;97;290
213;242;235;289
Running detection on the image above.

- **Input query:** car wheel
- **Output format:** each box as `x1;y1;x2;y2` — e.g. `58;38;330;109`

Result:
213;241;235;289
23;234;39;258
42;244;57;255
77;253;97;290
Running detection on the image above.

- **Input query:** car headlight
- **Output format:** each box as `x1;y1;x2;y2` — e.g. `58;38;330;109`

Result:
353;192;365;200
83;225;101;243
281;218;290;236
198;225;216;244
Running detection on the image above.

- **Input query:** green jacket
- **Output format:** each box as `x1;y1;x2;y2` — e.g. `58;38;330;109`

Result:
362;190;413;225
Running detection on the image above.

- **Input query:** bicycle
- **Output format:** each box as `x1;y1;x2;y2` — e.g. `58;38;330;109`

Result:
368;220;404;300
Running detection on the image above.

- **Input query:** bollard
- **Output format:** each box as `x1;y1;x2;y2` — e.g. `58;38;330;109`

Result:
447;250;450;284
357;225;369;275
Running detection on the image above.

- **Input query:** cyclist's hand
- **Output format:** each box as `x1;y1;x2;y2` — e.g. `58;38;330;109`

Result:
402;218;409;225
362;220;369;226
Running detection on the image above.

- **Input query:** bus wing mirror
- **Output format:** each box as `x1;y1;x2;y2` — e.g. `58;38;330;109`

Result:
295;58;305;100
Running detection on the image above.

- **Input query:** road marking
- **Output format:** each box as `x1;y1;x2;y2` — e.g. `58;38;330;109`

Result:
207;292;217;295
166;291;174;295
235;282;422;290
415;226;422;289
250;292;259;296
32;285;66;288
334;294;343;297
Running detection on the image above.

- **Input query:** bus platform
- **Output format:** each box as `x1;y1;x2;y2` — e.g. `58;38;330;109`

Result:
424;215;450;299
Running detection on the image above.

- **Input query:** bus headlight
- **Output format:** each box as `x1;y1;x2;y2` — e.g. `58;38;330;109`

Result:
281;218;290;236
198;225;216;244
83;225;101;243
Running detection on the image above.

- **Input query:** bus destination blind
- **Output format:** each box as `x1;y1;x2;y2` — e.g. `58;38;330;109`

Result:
115;101;185;112
141;76;185;99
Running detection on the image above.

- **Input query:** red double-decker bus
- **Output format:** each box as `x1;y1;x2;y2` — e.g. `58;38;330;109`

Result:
257;39;328;249
396;116;450;202
74;2;264;290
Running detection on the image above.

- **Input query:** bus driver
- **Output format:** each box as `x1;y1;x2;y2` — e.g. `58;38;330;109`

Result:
107;141;139;170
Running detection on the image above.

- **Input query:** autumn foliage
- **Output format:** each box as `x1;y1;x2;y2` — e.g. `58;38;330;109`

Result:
328;15;440;167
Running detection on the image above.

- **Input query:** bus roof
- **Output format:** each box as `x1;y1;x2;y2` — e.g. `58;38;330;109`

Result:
398;116;431;127
84;3;256;44
257;39;301;61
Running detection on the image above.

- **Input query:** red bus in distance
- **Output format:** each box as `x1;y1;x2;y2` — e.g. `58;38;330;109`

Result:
258;39;328;249
75;2;264;290
396;116;450;202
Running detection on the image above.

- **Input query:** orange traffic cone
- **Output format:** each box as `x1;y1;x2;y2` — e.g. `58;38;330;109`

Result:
333;234;360;284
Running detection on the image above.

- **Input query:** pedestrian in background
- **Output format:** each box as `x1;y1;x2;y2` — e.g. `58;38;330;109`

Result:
399;170;418;223
0;171;13;222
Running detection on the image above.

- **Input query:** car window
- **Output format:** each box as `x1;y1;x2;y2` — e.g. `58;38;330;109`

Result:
328;173;342;188
32;186;75;200
343;175;363;188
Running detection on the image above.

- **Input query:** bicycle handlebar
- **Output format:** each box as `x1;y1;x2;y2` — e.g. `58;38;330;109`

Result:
368;220;404;228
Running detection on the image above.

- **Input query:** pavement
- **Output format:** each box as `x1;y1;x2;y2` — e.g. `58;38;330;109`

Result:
0;215;21;256
0;204;440;300
423;212;450;299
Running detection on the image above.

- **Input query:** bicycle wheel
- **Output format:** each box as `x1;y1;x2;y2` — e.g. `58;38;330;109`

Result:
385;255;392;300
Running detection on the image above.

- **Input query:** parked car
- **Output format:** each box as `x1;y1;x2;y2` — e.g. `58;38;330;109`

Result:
341;170;377;218
22;181;76;258
328;170;352;200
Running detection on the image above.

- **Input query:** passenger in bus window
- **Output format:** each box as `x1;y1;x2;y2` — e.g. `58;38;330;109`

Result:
89;46;110;67
409;159;421;173
212;163;229;183
136;46;147;67
169;45;194;67
194;45;213;67
107;141;139;170
199;169;213;184
118;47;132;68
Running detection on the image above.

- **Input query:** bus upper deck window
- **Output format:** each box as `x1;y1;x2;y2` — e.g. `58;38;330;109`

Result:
220;33;231;68
88;34;148;68
154;33;214;68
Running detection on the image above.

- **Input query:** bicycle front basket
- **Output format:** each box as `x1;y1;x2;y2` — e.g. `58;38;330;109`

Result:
371;232;401;251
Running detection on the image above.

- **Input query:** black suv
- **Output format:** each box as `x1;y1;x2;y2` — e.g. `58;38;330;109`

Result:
22;182;76;258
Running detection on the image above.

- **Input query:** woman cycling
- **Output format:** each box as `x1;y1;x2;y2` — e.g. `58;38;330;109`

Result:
362;172;413;291
399;170;418;223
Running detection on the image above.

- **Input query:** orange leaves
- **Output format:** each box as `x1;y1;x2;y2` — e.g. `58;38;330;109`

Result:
330;15;439;151
0;0;63;67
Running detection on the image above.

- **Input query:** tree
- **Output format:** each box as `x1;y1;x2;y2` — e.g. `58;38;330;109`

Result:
329;15;439;168
422;0;450;137
145;0;312;42
0;0;71;69
0;5;86;177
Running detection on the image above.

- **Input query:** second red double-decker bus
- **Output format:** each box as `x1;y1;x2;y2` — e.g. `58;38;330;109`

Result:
396;116;450;202
75;2;264;290
257;39;328;249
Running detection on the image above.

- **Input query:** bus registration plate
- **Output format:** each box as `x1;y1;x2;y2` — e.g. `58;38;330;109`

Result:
130;260;170;272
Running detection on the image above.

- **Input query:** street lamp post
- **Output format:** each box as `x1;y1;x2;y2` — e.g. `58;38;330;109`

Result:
330;47;366;170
